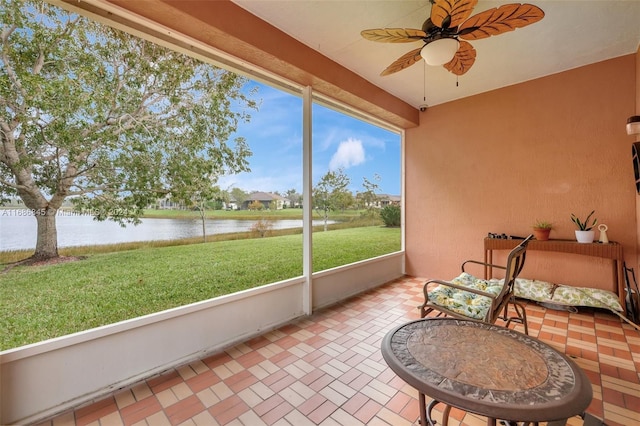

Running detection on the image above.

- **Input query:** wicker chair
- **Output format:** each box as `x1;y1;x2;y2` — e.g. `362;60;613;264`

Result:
419;235;533;335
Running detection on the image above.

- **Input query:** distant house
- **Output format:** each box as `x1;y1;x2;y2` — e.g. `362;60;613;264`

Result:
243;192;287;210
283;198;295;208
224;197;239;211
358;193;401;209
378;194;401;207
154;195;185;210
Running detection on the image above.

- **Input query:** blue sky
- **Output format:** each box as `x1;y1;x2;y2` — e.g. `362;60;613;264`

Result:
219;81;402;196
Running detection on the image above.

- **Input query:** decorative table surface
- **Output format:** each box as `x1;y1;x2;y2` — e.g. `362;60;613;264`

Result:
381;318;592;425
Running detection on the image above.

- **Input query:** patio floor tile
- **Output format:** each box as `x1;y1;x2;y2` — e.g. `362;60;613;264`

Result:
38;276;639;426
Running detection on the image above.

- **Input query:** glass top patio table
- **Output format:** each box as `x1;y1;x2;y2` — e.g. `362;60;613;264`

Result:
381;318;593;426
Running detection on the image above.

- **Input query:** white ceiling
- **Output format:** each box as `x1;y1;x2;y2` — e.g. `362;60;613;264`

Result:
233;0;640;109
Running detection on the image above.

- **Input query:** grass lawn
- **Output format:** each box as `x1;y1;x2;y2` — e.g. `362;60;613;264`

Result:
0;226;400;350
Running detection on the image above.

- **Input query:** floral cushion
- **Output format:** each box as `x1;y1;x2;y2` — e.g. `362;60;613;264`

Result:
514;277;623;312
428;272;504;320
552;286;623;312
514;278;555;302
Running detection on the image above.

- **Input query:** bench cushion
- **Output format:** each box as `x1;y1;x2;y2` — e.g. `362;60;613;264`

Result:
514;278;623;312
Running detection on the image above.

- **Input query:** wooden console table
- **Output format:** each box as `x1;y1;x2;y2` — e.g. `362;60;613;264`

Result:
484;238;625;312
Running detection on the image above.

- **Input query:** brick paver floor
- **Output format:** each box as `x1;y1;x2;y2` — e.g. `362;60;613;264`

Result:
39;276;640;426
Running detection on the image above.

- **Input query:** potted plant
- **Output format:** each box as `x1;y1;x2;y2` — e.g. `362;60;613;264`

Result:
571;211;597;243
532;220;553;241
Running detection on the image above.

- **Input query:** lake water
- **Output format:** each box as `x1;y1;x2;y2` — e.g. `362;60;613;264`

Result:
0;210;324;251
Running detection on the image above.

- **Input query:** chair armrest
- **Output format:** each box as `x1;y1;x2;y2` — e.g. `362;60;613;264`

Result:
461;259;506;273
424;279;497;300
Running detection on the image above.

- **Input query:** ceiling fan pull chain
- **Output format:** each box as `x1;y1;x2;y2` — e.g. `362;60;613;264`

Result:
423;62;427;102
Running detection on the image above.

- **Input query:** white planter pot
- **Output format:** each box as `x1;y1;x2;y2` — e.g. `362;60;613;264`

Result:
575;230;595;243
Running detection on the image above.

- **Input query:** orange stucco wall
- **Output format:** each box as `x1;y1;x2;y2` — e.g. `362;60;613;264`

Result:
406;55;637;293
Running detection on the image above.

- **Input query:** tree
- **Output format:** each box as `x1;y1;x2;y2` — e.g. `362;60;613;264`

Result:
172;176;222;243
360;174;381;215
313;168;350;231
213;188;231;210
334;190;354;212
0;1;257;260
285;188;301;208
380;204;401;227
230;187;248;209
248;200;264;211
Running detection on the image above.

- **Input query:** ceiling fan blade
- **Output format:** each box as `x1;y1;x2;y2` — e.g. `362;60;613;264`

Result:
457;3;544;40
431;0;478;29
361;28;427;43
443;40;476;75
380;47;423;76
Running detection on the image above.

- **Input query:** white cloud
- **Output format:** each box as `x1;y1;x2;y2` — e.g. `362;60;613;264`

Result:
329;138;365;170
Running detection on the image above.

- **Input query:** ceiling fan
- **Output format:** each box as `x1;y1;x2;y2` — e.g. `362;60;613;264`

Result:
361;0;544;76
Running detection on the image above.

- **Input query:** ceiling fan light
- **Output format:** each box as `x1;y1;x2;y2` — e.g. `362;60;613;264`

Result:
420;38;459;66
627;116;640;136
